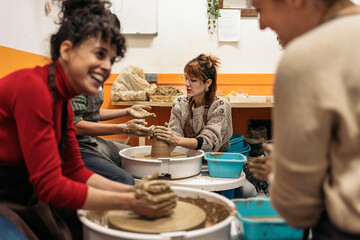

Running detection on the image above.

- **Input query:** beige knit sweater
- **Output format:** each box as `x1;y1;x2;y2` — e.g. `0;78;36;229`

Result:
270;14;360;233
168;96;233;152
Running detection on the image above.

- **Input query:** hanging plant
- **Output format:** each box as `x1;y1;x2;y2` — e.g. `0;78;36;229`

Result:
277;36;283;47
207;0;221;34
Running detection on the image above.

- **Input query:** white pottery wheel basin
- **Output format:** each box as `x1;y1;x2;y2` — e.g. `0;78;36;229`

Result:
78;186;237;240
119;146;205;179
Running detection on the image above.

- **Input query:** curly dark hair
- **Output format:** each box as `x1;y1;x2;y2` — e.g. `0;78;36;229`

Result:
50;0;126;62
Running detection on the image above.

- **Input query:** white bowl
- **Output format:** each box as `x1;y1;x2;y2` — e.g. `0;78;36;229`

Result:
78;186;237;240
119;146;205;179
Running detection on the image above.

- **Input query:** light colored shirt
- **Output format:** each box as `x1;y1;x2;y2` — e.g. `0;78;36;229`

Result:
270;14;360;234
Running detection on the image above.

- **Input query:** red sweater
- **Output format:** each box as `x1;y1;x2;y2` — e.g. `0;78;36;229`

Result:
0;62;94;209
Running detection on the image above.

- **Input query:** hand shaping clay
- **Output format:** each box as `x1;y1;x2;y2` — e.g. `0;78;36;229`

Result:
133;135;187;160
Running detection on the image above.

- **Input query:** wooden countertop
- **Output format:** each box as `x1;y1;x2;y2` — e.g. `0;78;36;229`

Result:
111;101;274;108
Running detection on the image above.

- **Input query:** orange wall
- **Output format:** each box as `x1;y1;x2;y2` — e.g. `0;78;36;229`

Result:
102;73;273;146
0;46;50;78
1;46;273;146
102;73;274;110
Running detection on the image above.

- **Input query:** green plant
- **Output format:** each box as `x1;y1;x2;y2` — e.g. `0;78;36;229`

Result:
207;0;221;34
277;36;283;47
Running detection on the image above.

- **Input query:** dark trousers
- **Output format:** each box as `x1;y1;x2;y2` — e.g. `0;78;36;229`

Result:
81;152;135;185
312;212;360;240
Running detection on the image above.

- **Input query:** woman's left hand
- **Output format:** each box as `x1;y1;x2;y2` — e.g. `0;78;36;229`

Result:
153;126;179;146
127;105;156;119
119;119;155;137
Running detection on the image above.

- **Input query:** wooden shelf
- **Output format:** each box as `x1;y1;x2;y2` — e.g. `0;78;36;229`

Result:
240;9;258;17
218;0;258;17
230;102;273;108
111;101;273;108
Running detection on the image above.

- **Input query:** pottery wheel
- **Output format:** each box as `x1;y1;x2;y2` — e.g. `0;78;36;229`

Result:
133;152;187;160
107;201;206;233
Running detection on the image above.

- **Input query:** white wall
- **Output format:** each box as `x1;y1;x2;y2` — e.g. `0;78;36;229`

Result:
0;0;59;56
0;0;283;74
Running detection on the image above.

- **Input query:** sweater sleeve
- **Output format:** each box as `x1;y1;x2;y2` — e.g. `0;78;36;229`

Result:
198;97;233;152
168;96;186;137
14;73;91;210
270;47;330;228
71;95;87;124
271;17;360;233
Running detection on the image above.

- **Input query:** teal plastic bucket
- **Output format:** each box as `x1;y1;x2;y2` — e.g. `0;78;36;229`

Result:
219;189;235;199
233;198;304;240
239;143;251;156
204;152;246;178
226;142;251;156
226;134;245;152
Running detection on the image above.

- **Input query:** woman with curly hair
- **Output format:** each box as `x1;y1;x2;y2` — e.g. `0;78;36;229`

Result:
0;0;174;239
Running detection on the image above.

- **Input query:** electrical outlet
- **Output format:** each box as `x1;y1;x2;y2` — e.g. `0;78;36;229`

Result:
145;73;158;83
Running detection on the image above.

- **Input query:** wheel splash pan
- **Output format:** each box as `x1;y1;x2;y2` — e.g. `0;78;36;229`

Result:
119;146;205;179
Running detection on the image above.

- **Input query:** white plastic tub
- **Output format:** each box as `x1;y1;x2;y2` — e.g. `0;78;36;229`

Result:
78;186;237;240
119;146;205;179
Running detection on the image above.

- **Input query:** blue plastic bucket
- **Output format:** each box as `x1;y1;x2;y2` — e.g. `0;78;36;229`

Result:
204;152;247;178
220;189;235;199
239;143;251;156
226;134;245;152
233;198;304;240
226;142;251;157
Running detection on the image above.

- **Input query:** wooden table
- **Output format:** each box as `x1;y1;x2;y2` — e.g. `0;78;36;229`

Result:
112;101;274;108
112;101;273;146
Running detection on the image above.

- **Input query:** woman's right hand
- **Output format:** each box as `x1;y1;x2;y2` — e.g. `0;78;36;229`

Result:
131;191;177;219
129;173;177;219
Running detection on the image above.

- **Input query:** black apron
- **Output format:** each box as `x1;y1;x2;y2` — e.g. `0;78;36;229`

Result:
0;63;80;240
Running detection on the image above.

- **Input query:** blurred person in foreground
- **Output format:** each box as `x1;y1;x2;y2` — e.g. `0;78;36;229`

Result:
250;0;360;238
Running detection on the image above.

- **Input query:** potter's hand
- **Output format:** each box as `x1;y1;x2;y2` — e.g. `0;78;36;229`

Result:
262;143;273;155
247;143;274;181
126;105;156;119
247;155;269;181
129;173;177;219
119;119;155;137
152;126;179;146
